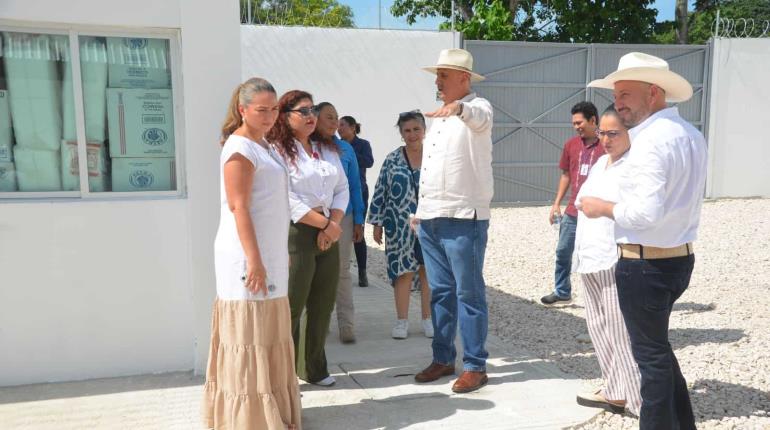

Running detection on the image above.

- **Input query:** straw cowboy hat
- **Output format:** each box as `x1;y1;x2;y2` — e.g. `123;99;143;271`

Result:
422;49;486;82
588;52;693;103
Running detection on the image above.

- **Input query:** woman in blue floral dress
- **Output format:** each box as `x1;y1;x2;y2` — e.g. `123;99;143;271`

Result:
368;111;432;340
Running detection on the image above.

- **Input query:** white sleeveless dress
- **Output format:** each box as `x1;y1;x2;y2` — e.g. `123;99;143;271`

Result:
202;135;301;430
213;135;290;300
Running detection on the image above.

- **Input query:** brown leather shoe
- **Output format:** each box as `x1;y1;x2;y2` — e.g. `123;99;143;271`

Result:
451;370;488;393
414;362;455;383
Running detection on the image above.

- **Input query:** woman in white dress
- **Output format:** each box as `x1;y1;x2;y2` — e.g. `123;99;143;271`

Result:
201;77;301;430
574;105;641;416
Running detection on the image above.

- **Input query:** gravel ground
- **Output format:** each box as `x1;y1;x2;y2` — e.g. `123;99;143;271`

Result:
356;198;770;430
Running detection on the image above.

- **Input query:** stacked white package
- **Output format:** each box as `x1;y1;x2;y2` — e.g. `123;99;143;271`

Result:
2;33;62;151
61;141;110;192
0;35;5;90
111;157;175;192
13;146;61;191
0;89;12;162
62;37;108;143
0;161;17;192
106;37;171;89
106;88;175;158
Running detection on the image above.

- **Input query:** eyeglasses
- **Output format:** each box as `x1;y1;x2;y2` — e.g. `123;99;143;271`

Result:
597;129;623;139
285;106;319;118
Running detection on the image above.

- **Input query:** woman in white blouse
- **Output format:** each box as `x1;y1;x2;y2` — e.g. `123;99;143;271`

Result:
574;105;641;416
266;90;349;387
202;78;301;430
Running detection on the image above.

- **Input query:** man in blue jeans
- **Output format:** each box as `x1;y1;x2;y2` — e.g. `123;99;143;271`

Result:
542;101;604;306
581;52;707;429
412;48;494;394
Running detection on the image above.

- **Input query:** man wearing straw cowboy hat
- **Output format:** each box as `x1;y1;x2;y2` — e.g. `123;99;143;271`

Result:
580;52;707;429
411;48;494;394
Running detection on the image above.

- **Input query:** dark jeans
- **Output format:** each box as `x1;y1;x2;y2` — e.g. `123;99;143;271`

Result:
554;214;577;298
354;185;369;271
616;254;696;430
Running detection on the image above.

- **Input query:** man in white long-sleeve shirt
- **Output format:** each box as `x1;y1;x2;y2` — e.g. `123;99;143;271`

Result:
581;52;707;430
412;49;494;394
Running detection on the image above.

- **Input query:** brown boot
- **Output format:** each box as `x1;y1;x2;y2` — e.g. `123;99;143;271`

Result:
414;362;455;383
451;370;488;393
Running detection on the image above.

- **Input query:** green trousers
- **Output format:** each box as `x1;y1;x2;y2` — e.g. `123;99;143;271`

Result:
288;222;340;383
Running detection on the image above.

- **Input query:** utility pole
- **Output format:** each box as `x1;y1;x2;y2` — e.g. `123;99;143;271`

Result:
451;0;456;47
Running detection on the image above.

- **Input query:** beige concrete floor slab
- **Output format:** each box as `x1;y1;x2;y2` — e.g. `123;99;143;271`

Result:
0;272;601;429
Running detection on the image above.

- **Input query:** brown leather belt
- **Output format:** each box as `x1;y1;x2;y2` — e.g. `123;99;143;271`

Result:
618;243;693;260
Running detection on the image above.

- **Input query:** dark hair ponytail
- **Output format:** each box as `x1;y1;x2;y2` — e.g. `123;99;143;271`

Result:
340;115;360;135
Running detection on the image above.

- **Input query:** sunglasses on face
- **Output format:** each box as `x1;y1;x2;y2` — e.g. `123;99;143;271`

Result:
597;129;623;139
285;105;319;118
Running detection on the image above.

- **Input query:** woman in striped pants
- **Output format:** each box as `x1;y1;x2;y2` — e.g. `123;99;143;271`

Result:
574;105;641;416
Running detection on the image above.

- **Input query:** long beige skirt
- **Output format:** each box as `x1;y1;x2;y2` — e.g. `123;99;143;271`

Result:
201;297;302;429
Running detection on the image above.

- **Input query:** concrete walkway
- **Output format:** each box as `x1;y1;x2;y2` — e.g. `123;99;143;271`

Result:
0;274;600;429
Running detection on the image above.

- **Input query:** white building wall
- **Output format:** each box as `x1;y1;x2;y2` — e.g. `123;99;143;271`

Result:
706;38;770;198
240;26;459;190
0;0;239;385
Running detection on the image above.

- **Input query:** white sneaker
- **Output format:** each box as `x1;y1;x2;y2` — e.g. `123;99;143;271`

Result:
312;375;336;387
421;318;434;338
392;319;408;339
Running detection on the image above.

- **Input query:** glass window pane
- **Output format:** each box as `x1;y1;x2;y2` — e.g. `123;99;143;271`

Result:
0;31;78;193
82;36;176;193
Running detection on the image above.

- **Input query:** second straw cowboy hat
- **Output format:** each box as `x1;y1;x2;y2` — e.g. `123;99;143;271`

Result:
588;52;693;103
422;49;486;82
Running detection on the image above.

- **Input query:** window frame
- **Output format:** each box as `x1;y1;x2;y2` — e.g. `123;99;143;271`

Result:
0;21;186;201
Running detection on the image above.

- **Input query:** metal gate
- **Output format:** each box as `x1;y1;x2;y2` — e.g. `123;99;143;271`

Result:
465;41;710;205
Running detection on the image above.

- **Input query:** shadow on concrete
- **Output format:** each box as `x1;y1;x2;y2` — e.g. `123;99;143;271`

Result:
300;392;495;430
672;301;716;315
361;242;603;387
670;328;745;348
0;371;201;405
691;379;770;423
328;357;580;394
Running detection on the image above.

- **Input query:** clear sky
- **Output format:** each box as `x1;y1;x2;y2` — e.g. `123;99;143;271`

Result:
346;0;698;30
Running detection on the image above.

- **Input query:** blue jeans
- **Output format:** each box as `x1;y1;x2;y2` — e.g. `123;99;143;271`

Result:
417;217;489;372
554;214;577;298
616;255;696;430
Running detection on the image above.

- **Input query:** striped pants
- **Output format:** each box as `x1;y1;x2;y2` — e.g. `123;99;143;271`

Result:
581;265;642;416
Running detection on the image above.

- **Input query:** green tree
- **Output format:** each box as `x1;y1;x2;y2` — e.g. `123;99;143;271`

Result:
439;0;514;40
390;0;552;40
543;0;657;43
242;0;355;27
391;0;657;42
655;0;770;44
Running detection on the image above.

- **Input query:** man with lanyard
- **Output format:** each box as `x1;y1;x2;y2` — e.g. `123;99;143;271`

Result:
411;48;494;394
581;52;707;430
541;102;605;306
